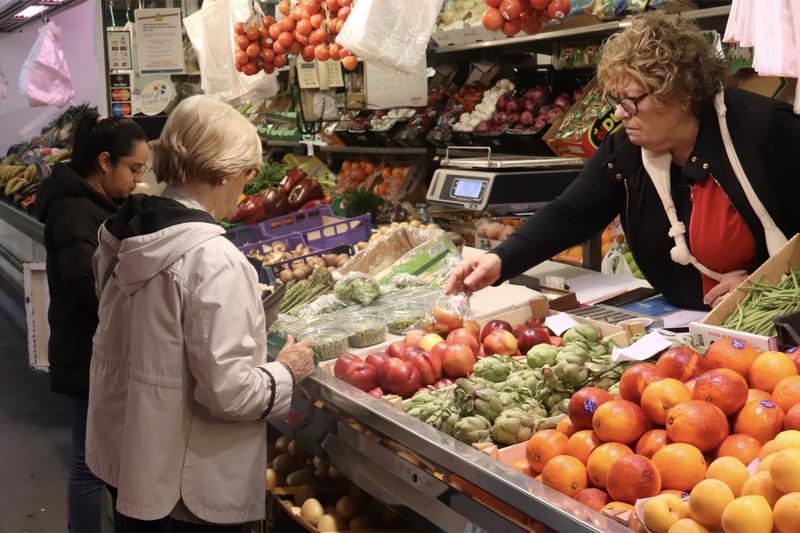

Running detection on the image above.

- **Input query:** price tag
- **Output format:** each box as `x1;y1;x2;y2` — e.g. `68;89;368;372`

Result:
544;313;580;336
611;331;672;362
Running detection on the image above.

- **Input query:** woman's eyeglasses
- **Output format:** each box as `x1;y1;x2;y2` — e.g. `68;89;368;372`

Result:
605;93;649;117
121;159;151;177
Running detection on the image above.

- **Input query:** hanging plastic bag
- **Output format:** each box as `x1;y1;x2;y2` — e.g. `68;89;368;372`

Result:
335;0;444;74
183;0;278;104
0;66;7;101
600;249;636;278
18;21;74;107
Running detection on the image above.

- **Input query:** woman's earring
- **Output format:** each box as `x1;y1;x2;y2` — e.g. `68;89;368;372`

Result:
221;179;228;185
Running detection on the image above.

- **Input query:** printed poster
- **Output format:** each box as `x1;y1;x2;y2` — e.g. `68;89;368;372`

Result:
134;8;185;75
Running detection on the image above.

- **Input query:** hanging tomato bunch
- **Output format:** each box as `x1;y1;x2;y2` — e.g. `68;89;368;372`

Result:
481;0;571;37
234;0;359;76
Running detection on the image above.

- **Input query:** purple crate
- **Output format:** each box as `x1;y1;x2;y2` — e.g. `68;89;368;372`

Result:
239;232;333;275
225;224;264;247
300;213;371;250
258;205;336;238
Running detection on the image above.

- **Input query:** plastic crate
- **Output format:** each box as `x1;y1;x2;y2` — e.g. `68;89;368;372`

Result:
261;205;371;249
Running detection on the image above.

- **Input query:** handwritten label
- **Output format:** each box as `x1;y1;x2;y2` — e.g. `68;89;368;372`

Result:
611;331;672;363
544;313;580;336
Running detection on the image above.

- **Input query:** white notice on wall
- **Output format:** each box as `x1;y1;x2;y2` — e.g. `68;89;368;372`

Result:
107;30;132;71
134;8;185;75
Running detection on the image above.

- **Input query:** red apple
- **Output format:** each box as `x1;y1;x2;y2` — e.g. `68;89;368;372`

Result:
402;346;425;362
432;378;454;389
404;329;426;347
447;328;480;353
516;327;550;354
525;316;546;329
345;363;378;391
406;351;442;385
368;387;384;398
442;343;476;378
364;351;389;370
483;329;519;356
381;360;422;398
430;340;450;362
334;354;361;380
387;341;408;359
481;320;513;341
377;357;405;385
462;320;481;341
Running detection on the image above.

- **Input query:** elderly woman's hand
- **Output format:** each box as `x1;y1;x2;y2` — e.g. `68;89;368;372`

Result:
277;336;315;383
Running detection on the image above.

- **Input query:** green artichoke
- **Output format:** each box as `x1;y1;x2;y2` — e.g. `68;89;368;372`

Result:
548;398;570;417
607;382;620;397
563;324;600;345
473;355;514;383
497;369;541;395
527;344;560;369
426;408;461;436
491;407;540;445
404;390;440;410
407;400;443;421
453;415;493;444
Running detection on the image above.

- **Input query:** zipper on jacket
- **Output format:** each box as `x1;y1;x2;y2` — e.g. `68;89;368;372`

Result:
622;178;643;273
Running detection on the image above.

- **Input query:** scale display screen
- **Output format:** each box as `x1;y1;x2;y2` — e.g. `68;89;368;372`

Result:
453;178;484;199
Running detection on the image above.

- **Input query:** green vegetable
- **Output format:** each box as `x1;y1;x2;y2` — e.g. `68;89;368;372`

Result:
491;405;544;445
334;275;382;305
280;267;335;314
244;162;296;196
527;344;560;369
563;324;601;345
548;398;570;417
473;355;514;383
453;416;493;444
496;369;541;395
722;270;800;337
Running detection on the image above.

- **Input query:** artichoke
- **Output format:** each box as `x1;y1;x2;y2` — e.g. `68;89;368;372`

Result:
548;398;570;417
427;408;461;436
491;407;540;445
607;382;620;397
407;400;443;421
473;355;514;383
563;324;600;345
404;390;440;410
560;344;590;361
453;415;493;444
497;369;541;395
527;344;560;369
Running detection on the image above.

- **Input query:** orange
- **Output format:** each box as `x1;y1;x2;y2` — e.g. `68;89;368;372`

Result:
619;363;667;404
637;429;671;459
651;443;707;491
606;454;662;504
734;399;785;444
666;401;730;452
511;459;532;477
661;490;691;498
775;429;800;451
749;352;798;393
748;388;772;403
572;488;609;511
685;378;698;394
556;417;576;437
705;456;749;497
688;479;734;529
772;375;800;413
592;400;651;445
773;492;800;533
657;348;703;381
705;338;759;379
641;379;692;425
720;495;773;533
759;439;781;460
741;471;783;507
757;452;778;473
565;430;602;465
541;455;588;497
786;404;800;431
691;368;749;415
717;434;761;466
586;442;633;489
526;429;568;474
769;448;800;493
667;519;709;533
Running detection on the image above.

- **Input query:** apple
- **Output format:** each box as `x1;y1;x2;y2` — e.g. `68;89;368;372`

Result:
419;333;444;353
525;316;545;329
447;328;480;353
345;363;378;391
406;351;442;385
516;327;550;354
442;344;476;378
430;341;450;362
334;354;361;380
402;346;425;361
641;494;689;533
481;320;512;342
432;378;454;389
404;329;426;347
462;320;481;341
483;329;518;356
368;387;384;398
387;341;408;359
377;357;405;385
380;360;422;398
432;305;463;331
364;351;389;370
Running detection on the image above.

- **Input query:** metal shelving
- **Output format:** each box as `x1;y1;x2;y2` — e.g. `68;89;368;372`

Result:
0;202;44;245
265;140;428;156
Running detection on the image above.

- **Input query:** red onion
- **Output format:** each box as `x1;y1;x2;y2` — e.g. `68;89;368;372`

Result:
506;99;521;114
496;94;509;111
495;111;509;124
520;110;534;126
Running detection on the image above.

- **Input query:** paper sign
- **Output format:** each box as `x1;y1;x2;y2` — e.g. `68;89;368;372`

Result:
134;8;185;75
137;79;175;116
544;313;580;336
107;30;132;70
611;331;672;363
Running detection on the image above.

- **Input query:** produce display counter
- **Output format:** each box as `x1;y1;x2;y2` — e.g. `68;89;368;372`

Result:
0;201;44;246
268;357;631;533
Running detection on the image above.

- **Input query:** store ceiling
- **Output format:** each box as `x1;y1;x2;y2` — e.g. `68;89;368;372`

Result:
0;0;86;32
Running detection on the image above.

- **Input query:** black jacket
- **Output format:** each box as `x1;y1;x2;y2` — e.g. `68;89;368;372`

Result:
35;164;119;396
493;87;800;310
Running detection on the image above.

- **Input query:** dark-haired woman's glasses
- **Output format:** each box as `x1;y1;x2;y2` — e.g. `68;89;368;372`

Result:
121;160;150;177
605;93;649;117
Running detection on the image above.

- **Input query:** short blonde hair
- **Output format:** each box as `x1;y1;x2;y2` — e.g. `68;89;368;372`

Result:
152;95;262;185
597;11;727;114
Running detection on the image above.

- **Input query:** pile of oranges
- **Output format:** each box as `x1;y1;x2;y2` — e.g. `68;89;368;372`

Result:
336;159;377;192
510;339;800;533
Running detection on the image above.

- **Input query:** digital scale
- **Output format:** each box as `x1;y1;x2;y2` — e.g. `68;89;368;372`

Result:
426;147;585;214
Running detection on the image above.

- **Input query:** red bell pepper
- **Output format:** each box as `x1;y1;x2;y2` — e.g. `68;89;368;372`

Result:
322;195;334;205
228;195;266;225
287;177;324;210
299;199;323;211
261;187;291;219
280;168;308;195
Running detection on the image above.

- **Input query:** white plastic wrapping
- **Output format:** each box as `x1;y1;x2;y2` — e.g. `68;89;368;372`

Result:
18;22;74;107
183;0;278;104
335;0;444;74
0;66;7;101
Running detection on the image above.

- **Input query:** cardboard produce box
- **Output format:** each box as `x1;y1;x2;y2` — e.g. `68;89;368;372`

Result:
690;234;800;350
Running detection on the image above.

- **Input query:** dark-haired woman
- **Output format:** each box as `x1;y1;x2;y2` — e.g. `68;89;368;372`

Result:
35;111;149;532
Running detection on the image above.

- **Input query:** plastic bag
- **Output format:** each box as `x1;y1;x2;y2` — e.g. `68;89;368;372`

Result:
0;67;7;101
419;293;473;336
18;22;74;107
600;249;636;278
183;0;278;104
334;273;382;305
335;0;443;74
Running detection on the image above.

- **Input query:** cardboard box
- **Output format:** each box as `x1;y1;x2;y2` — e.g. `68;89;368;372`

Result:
543;77;623;159
690;234;800;350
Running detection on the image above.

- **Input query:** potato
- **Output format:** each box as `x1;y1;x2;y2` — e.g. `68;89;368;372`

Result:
317;513;346;533
379;506;402;528
349;514;373;532
292;267;308;280
272;453;298;476
286;468;315;486
300;498;324;525
291;506;302;516
349;485;369;505
322;253;338;266
329;466;340;478
293;484;315;506
409;220;422;228
279;269;294;283
335;254;349;267
426;223;440;230
312;456;329;477
266;468;277;490
335;495;358;520
356;242;368;250
275;435;291;453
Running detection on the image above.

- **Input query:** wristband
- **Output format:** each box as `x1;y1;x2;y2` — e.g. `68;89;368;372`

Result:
280;361;295;388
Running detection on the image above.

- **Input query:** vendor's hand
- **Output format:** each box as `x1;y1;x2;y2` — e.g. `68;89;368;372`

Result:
446;253;502;296
276;336;315;383
704;274;748;308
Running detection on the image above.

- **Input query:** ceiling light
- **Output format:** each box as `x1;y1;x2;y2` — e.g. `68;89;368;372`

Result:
12;5;48;18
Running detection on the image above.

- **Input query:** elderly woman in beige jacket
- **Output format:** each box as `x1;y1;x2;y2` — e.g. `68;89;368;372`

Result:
86;95;315;532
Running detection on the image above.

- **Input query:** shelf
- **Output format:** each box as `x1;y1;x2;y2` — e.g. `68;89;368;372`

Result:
433;5;731;54
0;201;44;245
264;140;428;156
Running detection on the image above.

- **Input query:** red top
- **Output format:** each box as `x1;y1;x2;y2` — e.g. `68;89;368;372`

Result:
689;176;755;296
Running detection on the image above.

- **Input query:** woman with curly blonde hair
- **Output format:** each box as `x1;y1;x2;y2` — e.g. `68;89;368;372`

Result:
449;12;799;310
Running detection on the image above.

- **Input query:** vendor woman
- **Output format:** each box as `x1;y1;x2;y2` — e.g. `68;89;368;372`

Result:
447;12;799;310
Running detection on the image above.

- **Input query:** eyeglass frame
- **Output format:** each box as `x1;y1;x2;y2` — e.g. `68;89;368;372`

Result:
605;92;650;117
119;158;151;177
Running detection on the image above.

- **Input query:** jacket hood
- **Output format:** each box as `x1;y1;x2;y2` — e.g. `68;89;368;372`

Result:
98;194;224;295
35;164;118;223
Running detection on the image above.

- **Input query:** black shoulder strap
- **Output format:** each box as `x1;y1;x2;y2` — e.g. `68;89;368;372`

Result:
100;257;119;293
